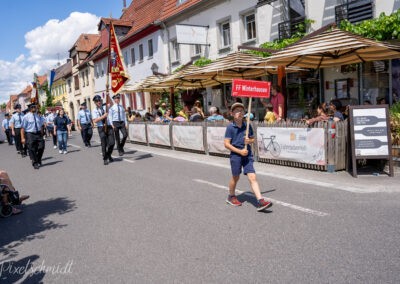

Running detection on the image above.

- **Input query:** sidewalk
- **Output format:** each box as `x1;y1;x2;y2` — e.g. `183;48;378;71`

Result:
120;140;400;194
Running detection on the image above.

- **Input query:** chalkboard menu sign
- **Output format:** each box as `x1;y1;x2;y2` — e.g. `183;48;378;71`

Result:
349;105;393;177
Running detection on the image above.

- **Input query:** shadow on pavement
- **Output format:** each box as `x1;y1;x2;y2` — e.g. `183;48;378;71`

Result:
65;149;81;154
0;255;46;284
41;157;53;161
134;153;153;161
236;192;273;214
0;197;76;259
40;161;63;167
123;150;137;155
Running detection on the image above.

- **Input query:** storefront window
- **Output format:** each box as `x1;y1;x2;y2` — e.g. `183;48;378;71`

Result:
362;60;389;105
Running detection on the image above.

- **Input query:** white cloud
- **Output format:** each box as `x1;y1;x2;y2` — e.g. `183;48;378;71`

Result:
0;12;100;104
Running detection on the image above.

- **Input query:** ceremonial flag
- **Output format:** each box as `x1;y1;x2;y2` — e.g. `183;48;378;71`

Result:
109;22;130;94
31;73;40;107
49;69;56;95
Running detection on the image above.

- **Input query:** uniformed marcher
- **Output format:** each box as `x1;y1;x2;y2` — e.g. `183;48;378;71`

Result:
77;102;94;147
21;103;45;169
46;108;57;149
10;104;27;157
92;95;115;165
1;113;13;145
109;94;128;156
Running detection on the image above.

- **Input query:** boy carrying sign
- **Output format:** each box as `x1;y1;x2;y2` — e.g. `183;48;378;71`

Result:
224;102;272;212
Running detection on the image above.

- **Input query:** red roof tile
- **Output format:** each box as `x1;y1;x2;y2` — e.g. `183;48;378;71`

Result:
160;0;203;21
37;74;47;86
70;34;101;52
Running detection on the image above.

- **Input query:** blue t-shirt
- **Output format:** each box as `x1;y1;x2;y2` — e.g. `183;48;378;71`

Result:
224;122;254;156
54;115;71;131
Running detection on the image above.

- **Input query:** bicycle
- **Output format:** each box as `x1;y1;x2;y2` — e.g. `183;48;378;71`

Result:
258;134;281;158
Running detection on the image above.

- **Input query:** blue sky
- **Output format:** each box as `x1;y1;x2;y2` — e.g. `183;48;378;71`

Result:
0;0;127;104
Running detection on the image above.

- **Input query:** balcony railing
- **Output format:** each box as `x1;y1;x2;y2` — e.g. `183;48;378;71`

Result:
335;0;373;26
278;16;305;40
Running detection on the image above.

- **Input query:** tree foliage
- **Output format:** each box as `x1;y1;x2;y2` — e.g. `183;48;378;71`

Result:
340;10;400;41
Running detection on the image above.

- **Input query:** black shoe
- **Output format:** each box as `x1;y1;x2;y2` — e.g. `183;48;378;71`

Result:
109;157;114;162
104;160;109;165
17;151;21;154
33;163;40;170
21;154;26;158
118;151;124;156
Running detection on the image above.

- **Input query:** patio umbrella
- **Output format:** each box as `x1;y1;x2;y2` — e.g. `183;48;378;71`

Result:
265;28;400;68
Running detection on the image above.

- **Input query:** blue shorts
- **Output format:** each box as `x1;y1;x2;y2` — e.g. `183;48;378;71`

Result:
230;154;255;176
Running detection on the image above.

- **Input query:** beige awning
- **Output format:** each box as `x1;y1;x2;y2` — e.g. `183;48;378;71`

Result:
265;28;400;68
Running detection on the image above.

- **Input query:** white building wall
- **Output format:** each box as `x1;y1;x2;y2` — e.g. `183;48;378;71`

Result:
375;0;400;17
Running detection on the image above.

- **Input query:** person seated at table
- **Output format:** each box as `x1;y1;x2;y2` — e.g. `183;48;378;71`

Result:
155;110;163;123
190;107;203;122
128;111;136;122
207;106;225;122
264;103;276;124
329;99;344;122
305;103;329;125
0;170;29;215
163;109;173;123
194;100;205;119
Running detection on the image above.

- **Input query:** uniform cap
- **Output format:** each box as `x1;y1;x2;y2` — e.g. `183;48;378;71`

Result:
80;102;87;106
93;95;102;102
14;104;21;109
112;94;121;99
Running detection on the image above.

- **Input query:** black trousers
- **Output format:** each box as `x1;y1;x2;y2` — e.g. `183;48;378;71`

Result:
47;126;57;146
80;124;93;146
26;132;45;165
5;129;13;145
14;128;27;155
113;121;128;152
98;126;115;160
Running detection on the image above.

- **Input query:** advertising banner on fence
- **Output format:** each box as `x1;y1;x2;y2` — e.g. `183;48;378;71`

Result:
257;127;326;165
147;124;170;146
207;127;230;155
172;125;204;151
129;124;147;143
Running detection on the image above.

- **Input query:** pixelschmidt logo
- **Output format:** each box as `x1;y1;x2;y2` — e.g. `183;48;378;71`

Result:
0;259;73;278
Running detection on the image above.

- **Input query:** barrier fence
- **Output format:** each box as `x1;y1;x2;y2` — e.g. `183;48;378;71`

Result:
128;120;348;172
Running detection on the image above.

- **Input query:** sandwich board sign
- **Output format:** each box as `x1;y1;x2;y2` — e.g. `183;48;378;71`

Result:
349;105;394;177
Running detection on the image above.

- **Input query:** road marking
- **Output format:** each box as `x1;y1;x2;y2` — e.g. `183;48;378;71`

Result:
193;179;329;217
68;143;82;149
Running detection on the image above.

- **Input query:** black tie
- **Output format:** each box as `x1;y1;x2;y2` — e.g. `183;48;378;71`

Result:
18;113;22;124
118;104;121;121
85;111;89;123
34;114;38;132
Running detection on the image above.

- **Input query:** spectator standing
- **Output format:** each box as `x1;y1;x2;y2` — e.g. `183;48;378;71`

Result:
77;102;94;147
54;109;71;154
224;103;272;211
194;100;205;119
160;102;167;115
270;85;285;121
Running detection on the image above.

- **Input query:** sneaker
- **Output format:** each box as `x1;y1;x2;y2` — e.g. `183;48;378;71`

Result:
63;150;67;154
59;150;63;154
257;199;272;212
53;145;57;149
226;195;242;207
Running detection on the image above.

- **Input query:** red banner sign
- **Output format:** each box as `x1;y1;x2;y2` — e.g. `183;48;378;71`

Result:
232;79;271;98
109;22;130;94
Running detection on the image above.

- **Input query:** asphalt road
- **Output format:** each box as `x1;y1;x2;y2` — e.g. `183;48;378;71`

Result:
1;133;400;283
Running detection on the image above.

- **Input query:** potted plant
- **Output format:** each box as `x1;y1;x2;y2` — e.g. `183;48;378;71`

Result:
389;102;400;157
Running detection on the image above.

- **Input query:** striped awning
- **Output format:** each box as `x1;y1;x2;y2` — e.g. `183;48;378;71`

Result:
265;28;400;68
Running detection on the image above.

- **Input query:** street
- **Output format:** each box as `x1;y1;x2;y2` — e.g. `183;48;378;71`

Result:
1;133;400;283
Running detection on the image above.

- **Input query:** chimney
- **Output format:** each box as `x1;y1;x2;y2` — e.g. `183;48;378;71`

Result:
122;0;127;13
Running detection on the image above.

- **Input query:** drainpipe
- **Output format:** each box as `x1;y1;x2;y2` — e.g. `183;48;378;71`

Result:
156;21;172;75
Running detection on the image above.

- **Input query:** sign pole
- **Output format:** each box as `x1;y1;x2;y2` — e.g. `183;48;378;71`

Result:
245;97;252;142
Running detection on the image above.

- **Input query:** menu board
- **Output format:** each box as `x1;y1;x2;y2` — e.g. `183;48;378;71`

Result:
352;108;389;156
349;105;393;177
